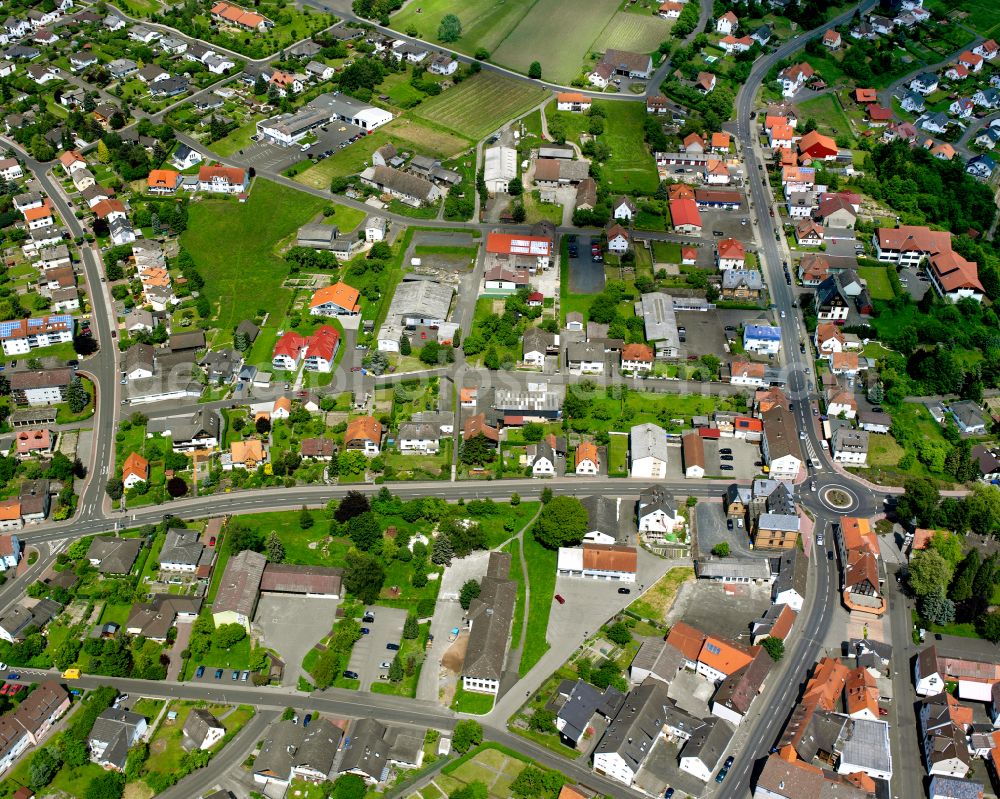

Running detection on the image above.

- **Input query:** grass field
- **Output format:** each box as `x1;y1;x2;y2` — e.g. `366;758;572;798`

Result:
413;73;549;141
438;746;535;799
491;0;619;84
925;0;1000;38
857;266;894;300
600;101;660;195
796;94;854;142
628;567;693;621
608;433;628;476
295;119;470;188
451;684;496;714
519;529;556;676
392;0;533;56
180;179;327;346
598;11;673;53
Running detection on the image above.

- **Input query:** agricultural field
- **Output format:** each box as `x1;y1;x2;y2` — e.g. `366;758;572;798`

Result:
180;179;327;345
413;73;550;140
295;119;470;189
598;11;674;54
925;0;1000;39
490;0;621;84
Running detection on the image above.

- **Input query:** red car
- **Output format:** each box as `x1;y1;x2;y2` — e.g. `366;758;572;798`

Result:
554;594;565;605
878;707;888;717
209;536;216;547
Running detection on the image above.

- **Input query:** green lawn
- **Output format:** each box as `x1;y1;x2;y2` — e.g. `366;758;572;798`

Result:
450;683;496;714
600;102;660;195
795;94;854;142
857;266;894;300
628;567;694;621
608;433;628;477
651;240;682;263
413;73;549;141
210;114;267;157
322;202;368;235
180;179;327;347
504;539;525;649
392;0;533;56
519;529;557;676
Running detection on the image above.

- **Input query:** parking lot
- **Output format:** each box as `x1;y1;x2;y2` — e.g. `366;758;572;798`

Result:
191;665;250;684
240;121;365;173
565;234;604;294
900;263;933;301
698;207;756;245
254;595;341;687
677;308;772;361
696;501;752;558
667;576;772;642
346;606;407;690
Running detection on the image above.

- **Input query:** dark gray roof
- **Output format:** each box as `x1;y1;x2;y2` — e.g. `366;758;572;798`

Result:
557;680;609;742
182;707;224;749
774;549;807;600
581;495;622;541
595;678;672;772
463;552;515;682
124;342;154;374
236;319;259;343
338;717;422;780
160;528;205;567
255;717;342;781
681;716;733;770
90;708;145;769
523;326;555;355
638;485;676;519
87;536;142;574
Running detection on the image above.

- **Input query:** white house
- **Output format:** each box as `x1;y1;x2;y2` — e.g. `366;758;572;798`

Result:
630;422;668;479
716;11;738;34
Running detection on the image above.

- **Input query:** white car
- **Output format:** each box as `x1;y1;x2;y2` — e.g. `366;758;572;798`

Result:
0;662;6;671
379;661;392;669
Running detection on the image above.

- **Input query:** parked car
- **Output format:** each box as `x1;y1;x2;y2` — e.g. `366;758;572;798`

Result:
720;455;734;461
379;661;392;669
554;594;565;604
231;670;239;681
196;666;205;678
304;713;313;727
343;670;359;679
360;627;370;635
720;465;734;471
720;448;732;454
386;643;400;650
214;669;223;679
727;519;734;530
241;671;249;682
617;587;631;594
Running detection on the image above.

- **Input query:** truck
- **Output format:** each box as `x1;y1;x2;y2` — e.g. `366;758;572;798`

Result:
448;627;459;642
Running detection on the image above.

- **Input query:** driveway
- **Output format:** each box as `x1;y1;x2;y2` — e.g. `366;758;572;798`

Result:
347;606;407;691
254;595;342;687
166;620;192;681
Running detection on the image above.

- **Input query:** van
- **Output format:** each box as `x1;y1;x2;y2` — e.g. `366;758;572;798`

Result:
61;669;81;680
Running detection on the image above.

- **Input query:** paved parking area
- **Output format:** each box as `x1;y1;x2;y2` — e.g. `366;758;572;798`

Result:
635;736;706;799
254;595;341;687
565;234;604;294
696;501;752;558
699;208;755;245
347;606;407;690
677;309;771;361
190;665;247;684
241;122;365;172
900;264;932;301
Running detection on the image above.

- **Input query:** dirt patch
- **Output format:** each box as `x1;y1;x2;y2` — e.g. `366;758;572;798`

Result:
124;783;154;799
440;632;469;674
149;738;168;756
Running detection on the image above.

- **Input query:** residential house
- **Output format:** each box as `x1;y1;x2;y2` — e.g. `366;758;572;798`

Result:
89;709;147;771
252;717;342;789
762;404;802;480
831;428;869;466
630;423;668;479
344;416;382;456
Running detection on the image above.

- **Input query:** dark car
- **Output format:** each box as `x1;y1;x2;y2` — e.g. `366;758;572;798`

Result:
304;713;312;727
617;587;631;595
6;673;19;681
387;643;400;650
665;789;674;798
554;594;565;604
720;455;734;461
231;670;239;681
214;669;223;679
827;551;834;560
720;464;734;471
360;627;370;635
716;767;730;783
344;670;359;679
727;519;734;530
196;666;205;678
720;447;732;454
800;343;806;354
724;756;734;769
713;230;724;236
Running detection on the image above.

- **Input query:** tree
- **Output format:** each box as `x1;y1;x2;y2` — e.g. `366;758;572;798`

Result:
452;719;483;754
105;477;124;501
511;202;526;223
348;511;381;551
266;531;285;563
344;552;385;604
979;611;1000;643
432;532;454;565
508;177;523;196
920;590;956;626
335;490;370;522
255;416;271;435
226;520;263;554
528;61;542;79
84;771;125;799
605;621;632;646
761;637;785;661
67;376;88;413
529;708;557;733
420;341;443;365
97;139;111;163
388;653;404;681
532;496;587;549
459;579;481;610
483;346;500;370
908;549;954;597
541;487;553;504
450;783;489;799
896;477;941;527
399;334;411;356
299;505;314;529
460;433;495;466
166;476;187;498
29;747;60;790
216;623;247;649
950;549;980;603
403;614;419;639
929;531;963;568
331;774;368;799
438;12;462;42
711;542;730;557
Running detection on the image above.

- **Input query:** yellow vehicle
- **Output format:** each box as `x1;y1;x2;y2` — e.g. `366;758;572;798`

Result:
61;668;81;679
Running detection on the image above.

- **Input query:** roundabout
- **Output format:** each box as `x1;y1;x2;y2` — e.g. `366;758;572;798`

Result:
819;483;861;514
